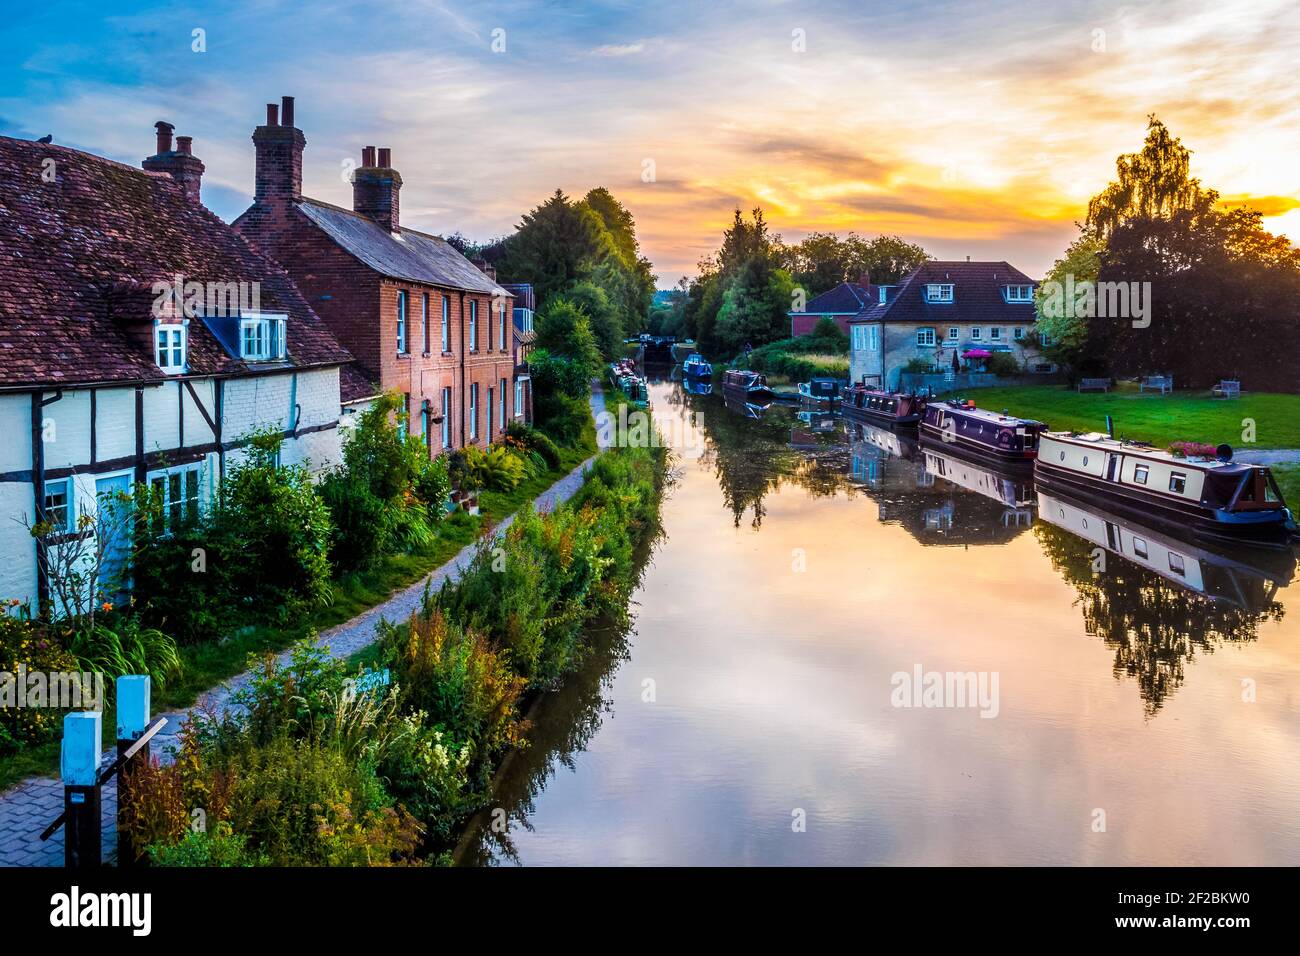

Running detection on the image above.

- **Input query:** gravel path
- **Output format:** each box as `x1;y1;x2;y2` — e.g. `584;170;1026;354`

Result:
1232;449;1300;466
0;386;609;867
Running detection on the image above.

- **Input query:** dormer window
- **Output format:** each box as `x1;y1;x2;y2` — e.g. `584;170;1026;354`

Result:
1004;284;1033;302
925;283;954;303
240;313;287;361
155;321;187;374
878;287;888;304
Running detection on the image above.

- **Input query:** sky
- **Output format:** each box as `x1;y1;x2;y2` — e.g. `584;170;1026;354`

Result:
2;0;1298;286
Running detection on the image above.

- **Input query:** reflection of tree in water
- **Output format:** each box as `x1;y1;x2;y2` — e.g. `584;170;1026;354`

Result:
1034;522;1286;716
456;531;659;866
694;394;851;528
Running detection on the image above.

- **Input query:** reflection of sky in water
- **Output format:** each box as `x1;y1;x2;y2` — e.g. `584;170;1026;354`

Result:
470;384;1300;866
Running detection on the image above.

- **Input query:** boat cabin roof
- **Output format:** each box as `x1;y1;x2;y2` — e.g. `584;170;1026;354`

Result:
935;401;1043;428
1043;431;1255;474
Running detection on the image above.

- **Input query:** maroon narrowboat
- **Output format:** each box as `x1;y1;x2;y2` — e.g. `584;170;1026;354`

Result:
838;384;927;427
722;369;776;406
920;399;1046;467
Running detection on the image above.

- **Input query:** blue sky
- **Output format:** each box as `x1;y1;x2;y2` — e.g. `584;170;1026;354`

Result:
4;0;1298;283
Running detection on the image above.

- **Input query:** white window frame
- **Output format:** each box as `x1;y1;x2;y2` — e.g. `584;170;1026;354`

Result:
868;326;879;350
1005;284;1033;302
239;313;287;361
916;327;936;347
441;295;451;353
469;383;478;439
43;478;75;534
441;387;451;449
878;287;887;304
154;321;188;374
1040;331;1053;347
991;327;1001;340
925;283;954;303
469;300;478;353
971;327;982;340
947;327;959;342
146;462;203;535
396;291;408;354
1013;327;1024;341
514;378;523;415
421;293;430;354
851;326;864;351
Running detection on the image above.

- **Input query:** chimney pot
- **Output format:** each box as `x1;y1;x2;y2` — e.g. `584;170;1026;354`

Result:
154;121;175;155
281;95;295;128
377;147;391;168
362;146;376;168
176;136;193;156
266;103;279;126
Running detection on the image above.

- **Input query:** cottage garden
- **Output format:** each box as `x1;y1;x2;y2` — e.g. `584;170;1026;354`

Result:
1;361;668;863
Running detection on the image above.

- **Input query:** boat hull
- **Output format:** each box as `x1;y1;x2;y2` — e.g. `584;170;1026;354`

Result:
919;423;1037;469
723;383;775;405
1034;460;1294;548
839;400;921;427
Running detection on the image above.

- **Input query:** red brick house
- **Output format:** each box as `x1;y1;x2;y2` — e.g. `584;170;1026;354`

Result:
501;283;536;425
234;96;517;453
787;273;896;338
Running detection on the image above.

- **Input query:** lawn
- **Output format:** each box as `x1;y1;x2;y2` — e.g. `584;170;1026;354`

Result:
1273;465;1300;507
941;382;1300;450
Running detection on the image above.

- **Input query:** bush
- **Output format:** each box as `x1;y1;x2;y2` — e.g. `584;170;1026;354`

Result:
985;352;1021;377
413;456;451;520
0;614;80;755
536;393;592;447
462;446;526;492
65;616;181;690
318;471;393;572
507;422;562;470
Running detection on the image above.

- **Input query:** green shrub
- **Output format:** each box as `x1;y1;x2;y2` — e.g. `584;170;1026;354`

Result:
318;471;393;572
413;456;452;520
536;393;592;446
463;446;526;492
148;823;264;867
0;614;80;755
507;422;562;470
65;617;182;690
985;352;1021;377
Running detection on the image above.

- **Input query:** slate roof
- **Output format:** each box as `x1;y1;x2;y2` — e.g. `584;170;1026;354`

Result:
847;261;1037;325
339;362;380;404
297;199;513;298
792;281;877;315
0;135;351;390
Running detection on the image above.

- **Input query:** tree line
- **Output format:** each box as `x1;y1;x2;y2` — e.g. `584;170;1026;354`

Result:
1036;116;1300;392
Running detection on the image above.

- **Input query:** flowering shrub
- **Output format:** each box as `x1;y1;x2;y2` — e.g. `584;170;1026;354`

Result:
1169;441;1219;459
0;614;80;755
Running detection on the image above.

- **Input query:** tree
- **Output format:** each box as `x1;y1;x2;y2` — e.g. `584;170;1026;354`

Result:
535;298;602;379
498;190;610;306
787;232;930;296
1033;230;1105;373
563;280;623;361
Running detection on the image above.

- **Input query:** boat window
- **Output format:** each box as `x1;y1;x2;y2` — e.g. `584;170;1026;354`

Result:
1265;477;1280;503
1169;472;1187;494
1168;552;1186;576
1060;451;1066;461
1132;537;1148;559
1133;464;1149;485
1082;456;1088;467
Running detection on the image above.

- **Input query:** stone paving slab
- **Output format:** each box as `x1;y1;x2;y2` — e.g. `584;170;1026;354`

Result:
0;387;609;867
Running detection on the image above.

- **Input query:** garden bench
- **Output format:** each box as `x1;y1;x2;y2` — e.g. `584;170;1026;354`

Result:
1140;374;1173;394
1077;377;1111;393
1211;379;1241;399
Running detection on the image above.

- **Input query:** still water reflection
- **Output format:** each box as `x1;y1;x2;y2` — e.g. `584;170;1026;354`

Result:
460;381;1299;865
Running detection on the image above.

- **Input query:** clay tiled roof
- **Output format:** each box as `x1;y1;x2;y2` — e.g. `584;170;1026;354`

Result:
848;261;1037;326
0;135;350;389
339;362;380;404
297;199;513;298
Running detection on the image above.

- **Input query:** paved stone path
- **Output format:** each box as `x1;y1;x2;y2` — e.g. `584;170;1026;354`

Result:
1233;449;1300;466
0;386;609;867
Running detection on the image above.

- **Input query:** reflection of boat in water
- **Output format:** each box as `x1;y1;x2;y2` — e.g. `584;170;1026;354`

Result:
923;446;1036;517
839;383;926;426
722;369;775;406
797;410;838;433
920;399;1046;467
681;377;713;396
1037;489;1296;610
848;420;919;462
723;393;767;419
1036;432;1294;546
797;377;841;404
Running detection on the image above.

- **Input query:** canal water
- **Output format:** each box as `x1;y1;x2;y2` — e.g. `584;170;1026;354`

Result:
461;379;1300;865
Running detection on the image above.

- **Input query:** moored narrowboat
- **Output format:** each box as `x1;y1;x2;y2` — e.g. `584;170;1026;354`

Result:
797;377;842;404
920;399;1047;467
682;353;713;379
923;446;1036;511
1034;431;1295;545
838;383;926;427
722;369;775;406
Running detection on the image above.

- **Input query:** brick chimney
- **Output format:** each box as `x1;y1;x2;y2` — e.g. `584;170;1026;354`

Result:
252;95;306;203
353;145;402;233
858;271;871;289
142;121;205;204
472;258;497;282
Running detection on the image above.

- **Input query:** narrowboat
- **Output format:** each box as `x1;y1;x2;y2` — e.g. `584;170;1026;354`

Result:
1037;489;1295;609
1034;432;1295;545
797;377;841;404
681;377;713;396
682;353;713;379
722;393;767;419
838;383;927;427
608;360;649;406
722;369;775;406
920;399;1046;467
